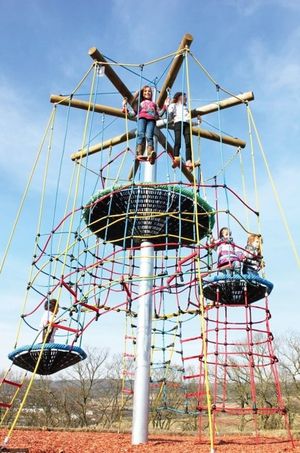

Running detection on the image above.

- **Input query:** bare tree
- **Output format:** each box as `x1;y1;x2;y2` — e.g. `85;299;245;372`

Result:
64;347;109;427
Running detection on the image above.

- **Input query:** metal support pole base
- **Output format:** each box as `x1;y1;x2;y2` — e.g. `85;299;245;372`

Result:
131;241;154;445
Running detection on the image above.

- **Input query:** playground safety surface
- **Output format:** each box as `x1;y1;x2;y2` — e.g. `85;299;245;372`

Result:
1;430;299;452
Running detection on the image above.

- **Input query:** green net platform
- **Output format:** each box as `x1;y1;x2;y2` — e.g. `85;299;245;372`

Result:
83;185;215;249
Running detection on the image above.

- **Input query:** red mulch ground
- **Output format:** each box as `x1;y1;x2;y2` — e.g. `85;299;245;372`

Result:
1;430;299;453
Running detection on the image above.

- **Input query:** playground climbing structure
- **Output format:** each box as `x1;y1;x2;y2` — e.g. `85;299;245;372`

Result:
0;34;296;452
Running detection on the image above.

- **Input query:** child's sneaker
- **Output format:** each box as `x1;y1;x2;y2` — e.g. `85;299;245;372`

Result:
172;156;181;168
148;151;156;165
185;160;194;172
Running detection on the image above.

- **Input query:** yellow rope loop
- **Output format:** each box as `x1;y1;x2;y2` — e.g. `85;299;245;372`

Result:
185;51;215;452
248;107;300;269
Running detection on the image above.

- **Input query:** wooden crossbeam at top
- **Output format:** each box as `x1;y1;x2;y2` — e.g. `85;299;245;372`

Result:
50;34;255;183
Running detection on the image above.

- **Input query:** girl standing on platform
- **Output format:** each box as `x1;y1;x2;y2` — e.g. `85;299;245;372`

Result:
242;234;263;275
168;92;193;171
122;86;168;164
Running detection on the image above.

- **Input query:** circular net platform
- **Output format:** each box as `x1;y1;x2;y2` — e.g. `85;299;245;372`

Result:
8;343;87;375
202;274;273;304
83;184;215;249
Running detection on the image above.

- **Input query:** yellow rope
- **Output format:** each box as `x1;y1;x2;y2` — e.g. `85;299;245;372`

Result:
4;66;99;446
239;149;250;231
89;48;185;69
248;107;300;268
115;101;131;184
5;62;94;346
13;107;57;347
247;106;261;224
3;311;59;445
189;51;218;86
246;105;264;276
52;63;96;106
196;121;207;200
185;52;215;452
204;147;241;183
0;108;56;275
47;67;97;284
51;64;98;304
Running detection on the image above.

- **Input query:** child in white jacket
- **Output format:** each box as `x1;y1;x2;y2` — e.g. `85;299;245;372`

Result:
168;92;193;171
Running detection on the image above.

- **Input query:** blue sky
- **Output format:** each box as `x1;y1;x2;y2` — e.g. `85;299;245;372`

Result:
0;0;299;371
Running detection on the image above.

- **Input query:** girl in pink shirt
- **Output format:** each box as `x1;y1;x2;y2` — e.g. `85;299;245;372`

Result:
122;85;168;164
212;227;242;274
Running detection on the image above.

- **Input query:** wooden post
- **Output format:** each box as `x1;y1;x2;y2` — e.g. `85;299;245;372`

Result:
71;129;136;161
156;33;193;108
89;47;134;104
191;127;246;148
50;95;128;119
191;91;254;118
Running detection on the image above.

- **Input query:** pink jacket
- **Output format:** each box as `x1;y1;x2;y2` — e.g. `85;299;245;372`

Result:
138;100;160;120
123;100;166;121
215;239;240;267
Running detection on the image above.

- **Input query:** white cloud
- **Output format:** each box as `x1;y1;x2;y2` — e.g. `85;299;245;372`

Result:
225;0;300;15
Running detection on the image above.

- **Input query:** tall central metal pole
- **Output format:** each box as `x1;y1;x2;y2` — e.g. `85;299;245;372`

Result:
132;120;157;445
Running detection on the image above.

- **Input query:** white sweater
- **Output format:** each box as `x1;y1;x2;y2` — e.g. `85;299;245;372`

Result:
168;102;190;123
40;311;57;342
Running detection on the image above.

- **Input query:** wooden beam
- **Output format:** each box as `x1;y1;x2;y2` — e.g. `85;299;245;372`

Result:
71;129;136;161
191;91;254;118
50;95;127;119
157;33;193;108
191;127;246;148
88;47;134;104
52;90;254;123
70;120;244;163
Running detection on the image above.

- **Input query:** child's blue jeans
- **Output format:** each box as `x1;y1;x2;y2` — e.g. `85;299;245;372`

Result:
137;118;155;148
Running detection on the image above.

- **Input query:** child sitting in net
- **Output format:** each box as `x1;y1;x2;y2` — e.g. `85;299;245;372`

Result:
212;227;242;274
242;234;263;275
40;298;59;343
